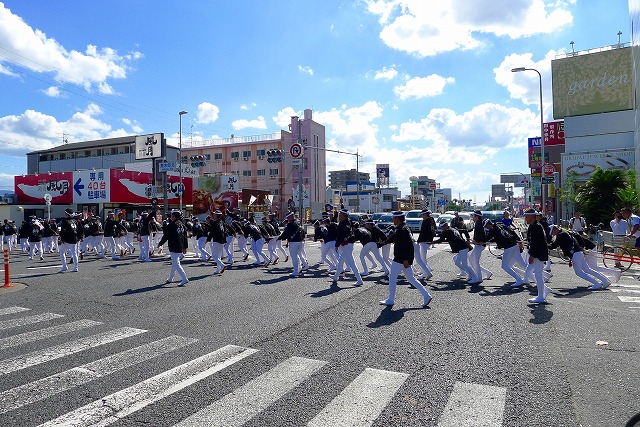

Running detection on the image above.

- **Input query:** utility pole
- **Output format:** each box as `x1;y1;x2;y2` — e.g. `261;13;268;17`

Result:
297;118;304;219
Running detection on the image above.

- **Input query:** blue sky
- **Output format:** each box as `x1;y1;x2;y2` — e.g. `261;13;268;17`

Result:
0;0;631;202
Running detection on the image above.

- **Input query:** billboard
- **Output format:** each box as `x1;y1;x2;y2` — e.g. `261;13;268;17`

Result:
543;121;565;146
376;164;390;186
111;169;193;204
192;175;239;216
73;169;110;203
135;133;163;160
552;47;633;119
562;149;634;179
15;172;73;204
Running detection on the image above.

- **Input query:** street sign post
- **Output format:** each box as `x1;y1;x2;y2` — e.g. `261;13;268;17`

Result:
542;163;555;176
428;182;437;191
158;162;177;173
290;143;303;159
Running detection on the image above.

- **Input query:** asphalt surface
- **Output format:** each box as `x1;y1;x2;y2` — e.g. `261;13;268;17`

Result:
0;238;638;426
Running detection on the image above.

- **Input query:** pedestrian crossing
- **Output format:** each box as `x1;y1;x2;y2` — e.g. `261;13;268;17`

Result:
0;306;507;426
608;281;640;308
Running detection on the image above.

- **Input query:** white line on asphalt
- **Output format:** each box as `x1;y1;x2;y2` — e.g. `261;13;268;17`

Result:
0;319;102;350
609;289;640;294
38;344;258;427
307;367;409;427
0;327;146;376
25;265;61;270
176;356;327;426
0;312;64;330
437;381;506;427
618;296;640;303
0;307;30;316
0;335;197;414
612;283;640;288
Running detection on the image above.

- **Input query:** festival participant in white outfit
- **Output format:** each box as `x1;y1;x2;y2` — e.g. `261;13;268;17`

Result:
192;217;210;261
2;219;16;252
433;222;476;283
119;212;135;255
363;220;390;275
18;221;30;253
247;218;270;266
207;211;228;274
269;213;289;262
548;225;611;290
264;217;280;264
223;216;237;264
295;214;309;268
379;211;433;308
331;210;363;286
570;229;621;283
414;209;436;280
277;212;306;277
353;223;378;276
467;210;492;283
321;217;338;272
101;211;121;260
58;209;81;273
157;209;189;286
27;215;44;260
137;212;155;262
484;219;527;286
523;208;552;304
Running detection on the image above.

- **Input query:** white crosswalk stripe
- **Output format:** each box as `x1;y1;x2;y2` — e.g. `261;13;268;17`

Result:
0;319;102;350
0;307;508;425
0;312;64;330
0;327;146;376
0;335;196;414
307;368;409;427
176;356;327;426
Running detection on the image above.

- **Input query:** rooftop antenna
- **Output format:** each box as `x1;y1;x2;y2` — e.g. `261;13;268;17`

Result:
570;41;575;55
618;31;623;45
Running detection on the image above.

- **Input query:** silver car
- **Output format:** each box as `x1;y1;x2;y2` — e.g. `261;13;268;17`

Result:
405;210;423;232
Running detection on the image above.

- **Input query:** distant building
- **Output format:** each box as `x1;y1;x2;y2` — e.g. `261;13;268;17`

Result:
329;169;370;190
327;181;399;213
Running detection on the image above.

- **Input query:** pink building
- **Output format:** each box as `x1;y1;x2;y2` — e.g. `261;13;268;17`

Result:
182;109;326;219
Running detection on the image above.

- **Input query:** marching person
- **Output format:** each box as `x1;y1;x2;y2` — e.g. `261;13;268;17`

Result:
415;209;436;280
549;225;611;290
192;216;211;261
137;212;155;262
247;218;270;266
263;216;280;264
331;209;363;286
2;219;16;252
277;211;306;277
433;222;476;283
363;219;390;275
119;212;135;256
207;211;228;274
353;222;378;276
380;225;395;267
28;215;44;260
523;208;552;304
188;217;200;259
379;210;433;308
18;220;30;253
569;229;621;283
223;217;238;265
157;209;189;286
58;208;81;273
468;210;492;283
321;217;338;272
42;219;55;253
269;212;289;262
101;211;121;260
484;219;528;286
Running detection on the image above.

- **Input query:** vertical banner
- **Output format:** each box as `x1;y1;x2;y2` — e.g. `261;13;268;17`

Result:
376;164;390;186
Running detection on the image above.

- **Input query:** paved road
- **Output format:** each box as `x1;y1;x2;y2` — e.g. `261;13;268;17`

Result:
0;239;638;426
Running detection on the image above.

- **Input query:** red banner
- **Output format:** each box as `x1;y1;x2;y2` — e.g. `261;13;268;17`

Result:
110;170;192;204
14;172;73;204
543;121;565;146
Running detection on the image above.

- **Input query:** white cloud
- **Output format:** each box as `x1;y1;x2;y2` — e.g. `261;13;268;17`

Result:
121;118;143;134
394;74;455;100
232;116;267;130
196;102;220;124
0;3;140;91
374;66;398;80
0;63;16;76
298;65;314;75
366;0;573;57
42;86;63;98
240;102;257;110
272;107;299;128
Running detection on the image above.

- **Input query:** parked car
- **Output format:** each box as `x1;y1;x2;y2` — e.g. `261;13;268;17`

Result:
376;213;394;230
370;212;385;223
405;209;423;232
481;211;505;223
436;214;455;235
458;212;475;231
348;212;369;224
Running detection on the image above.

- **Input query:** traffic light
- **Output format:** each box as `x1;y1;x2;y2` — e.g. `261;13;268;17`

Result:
190;155;206;167
267;149;284;163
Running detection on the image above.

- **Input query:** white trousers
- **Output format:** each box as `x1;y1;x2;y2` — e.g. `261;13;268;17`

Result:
361;242;389;274
333;244;363;283
288;241;303;275
529;257;551;300
209;242;225;273
453;248;475;280
321;240;338;270
501;245;525;283
276;239;289;258
20;238;29;253
383;261;432;305
198;237;211;260
251;238;269;264
237;236;249;256
584;250;619;279
225;235;235;263
267;238;279;262
29;241;43;259
59;242;78;270
413;242;432;277
572;251;608;286
168;252;187;283
139;235;151;261
468;245;491;281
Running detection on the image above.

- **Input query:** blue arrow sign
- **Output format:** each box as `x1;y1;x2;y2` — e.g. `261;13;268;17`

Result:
74;178;85;196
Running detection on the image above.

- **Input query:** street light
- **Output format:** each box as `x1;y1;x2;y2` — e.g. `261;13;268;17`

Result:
179;110;188;212
511;67;545;213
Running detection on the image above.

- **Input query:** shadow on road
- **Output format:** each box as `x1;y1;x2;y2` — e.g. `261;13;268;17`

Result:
112;282;182;296
551;287;593;299
529;303;553;324
306;281;342;298
366;305;428;328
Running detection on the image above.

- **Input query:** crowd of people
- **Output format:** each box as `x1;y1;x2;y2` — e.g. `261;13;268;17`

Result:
1;204;635;307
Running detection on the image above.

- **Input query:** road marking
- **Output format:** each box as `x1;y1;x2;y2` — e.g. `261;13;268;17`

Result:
0;335;196;414
38;344;258;427
0;319;102;350
307;367;409;427
618;296;640;303
0;327;146;376
609;289;640;294
437;381;506;427
612;283;640;288
25;265;61;270
0;306;30;316
176;356;327;426
0;312;64;330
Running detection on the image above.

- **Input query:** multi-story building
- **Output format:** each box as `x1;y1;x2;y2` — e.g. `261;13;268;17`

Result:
182;109;326;218
328;169;370;190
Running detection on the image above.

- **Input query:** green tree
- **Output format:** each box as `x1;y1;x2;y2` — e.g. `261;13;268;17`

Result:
616;169;639;208
444;201;461;212
575;168;633;228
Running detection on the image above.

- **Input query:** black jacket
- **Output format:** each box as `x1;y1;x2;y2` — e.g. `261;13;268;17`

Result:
60;217;81;244
548;230;582;258
486;223;520;249
334;219;355;247
417;217;436;243
207;219;227;244
434;228;470;253
158;219;188;253
278;220;305;242
353;227;373;245
472;222;487;245
527;221;549;261
324;222;338;242
393;222;415;264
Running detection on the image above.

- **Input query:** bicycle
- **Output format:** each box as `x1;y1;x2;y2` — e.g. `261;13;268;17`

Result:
487;242;504;258
602;236;639;272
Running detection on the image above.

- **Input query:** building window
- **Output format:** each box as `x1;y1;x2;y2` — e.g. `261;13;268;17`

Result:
84;150;91;157
383;195;393;202
273;189;279;195
269;168;279;176
214;153;223;160
257;169;266;176
348;199;357;207
231;152;239;159
242;150;251;158
256;149;266;157
243;170;252;177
